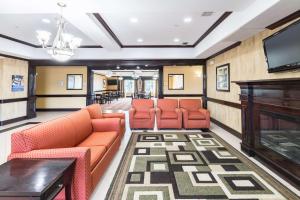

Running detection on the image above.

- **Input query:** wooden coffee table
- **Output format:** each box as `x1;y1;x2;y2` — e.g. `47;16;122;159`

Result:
0;159;75;200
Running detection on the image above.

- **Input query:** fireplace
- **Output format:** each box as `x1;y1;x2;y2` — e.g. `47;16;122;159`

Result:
235;78;300;189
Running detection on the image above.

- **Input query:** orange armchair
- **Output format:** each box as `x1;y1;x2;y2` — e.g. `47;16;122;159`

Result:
129;99;155;129
85;104;125;137
156;99;182;129
179;99;210;129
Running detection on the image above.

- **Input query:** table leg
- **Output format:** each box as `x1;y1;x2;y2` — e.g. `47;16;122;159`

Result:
65;183;71;200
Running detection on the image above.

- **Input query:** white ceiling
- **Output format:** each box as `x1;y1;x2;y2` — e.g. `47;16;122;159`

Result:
100;11;224;46
0;0;299;60
0;14;96;46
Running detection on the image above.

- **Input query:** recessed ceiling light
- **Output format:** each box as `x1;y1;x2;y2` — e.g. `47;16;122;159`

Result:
173;38;180;43
130;17;139;23
137;38;143;43
183;17;192;23
42;18;51;24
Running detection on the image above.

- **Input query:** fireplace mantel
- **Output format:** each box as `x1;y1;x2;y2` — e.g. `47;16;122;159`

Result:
234;78;300;189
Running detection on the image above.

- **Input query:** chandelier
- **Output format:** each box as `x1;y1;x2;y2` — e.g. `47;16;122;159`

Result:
36;3;82;62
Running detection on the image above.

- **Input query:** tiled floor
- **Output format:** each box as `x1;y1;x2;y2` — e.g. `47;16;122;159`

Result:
0;111;299;199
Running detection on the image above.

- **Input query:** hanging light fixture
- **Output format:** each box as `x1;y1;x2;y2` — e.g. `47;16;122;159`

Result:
36;2;82;62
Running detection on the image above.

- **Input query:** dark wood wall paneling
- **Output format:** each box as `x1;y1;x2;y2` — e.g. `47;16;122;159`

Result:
266;10;300;30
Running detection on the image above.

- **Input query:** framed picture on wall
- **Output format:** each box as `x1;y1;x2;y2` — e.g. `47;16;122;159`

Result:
168;74;184;90
67;74;83;90
11;75;24;92
216;63;230;91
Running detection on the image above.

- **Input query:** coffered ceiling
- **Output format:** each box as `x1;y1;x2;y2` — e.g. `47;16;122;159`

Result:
0;0;299;60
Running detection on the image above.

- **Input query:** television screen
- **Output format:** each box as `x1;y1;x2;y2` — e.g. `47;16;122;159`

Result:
107;79;118;85
263;20;300;73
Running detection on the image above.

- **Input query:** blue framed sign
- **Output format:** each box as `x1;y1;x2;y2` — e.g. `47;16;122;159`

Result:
11;75;24;92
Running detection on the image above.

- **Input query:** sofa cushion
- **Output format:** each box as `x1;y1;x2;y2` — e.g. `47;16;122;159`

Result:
188;111;206;120
86;104;103;119
89;146;106;170
161;111;178;119
65;110;93;145
78;131;118;148
11;117;76;153
134;111;150;119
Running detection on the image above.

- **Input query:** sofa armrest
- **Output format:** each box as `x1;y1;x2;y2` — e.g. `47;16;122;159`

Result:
103;112;125;119
175;108;182;120
156;108;162;116
198;108;210;119
150;108;155;119
8;147;91;200
92;118;121;134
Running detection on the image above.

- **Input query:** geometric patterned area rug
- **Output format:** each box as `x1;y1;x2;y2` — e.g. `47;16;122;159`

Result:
106;132;298;200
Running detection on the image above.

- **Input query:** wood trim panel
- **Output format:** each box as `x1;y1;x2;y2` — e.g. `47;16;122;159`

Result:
36;94;87;98
163;94;203;97
206;41;242;60
0;34;103;49
266;10;300;30
93;13;123;48
206;97;241;109
0;122;40;133
211;117;242;139
194;12;232;46
30;59;205;67
36;108;81;112
0;116;28;126
0;98;28;104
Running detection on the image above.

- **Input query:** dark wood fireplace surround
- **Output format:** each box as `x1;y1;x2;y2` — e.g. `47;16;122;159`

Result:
234;78;300;189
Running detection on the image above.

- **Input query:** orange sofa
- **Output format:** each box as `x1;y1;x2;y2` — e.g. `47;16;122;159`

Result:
85;104;126;137
179;99;210;129
8;109;122;200
129;99;155;129
156;99;182;129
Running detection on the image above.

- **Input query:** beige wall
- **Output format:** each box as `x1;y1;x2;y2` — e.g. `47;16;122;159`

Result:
163;65;203;95
36;66;87;109
0;57;28;121
206;18;300;134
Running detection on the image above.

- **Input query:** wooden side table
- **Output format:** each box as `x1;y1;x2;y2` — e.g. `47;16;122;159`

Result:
0;159;75;200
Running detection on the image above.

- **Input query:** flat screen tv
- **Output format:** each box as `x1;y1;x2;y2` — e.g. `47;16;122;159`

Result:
107;79;118;85
263;20;300;73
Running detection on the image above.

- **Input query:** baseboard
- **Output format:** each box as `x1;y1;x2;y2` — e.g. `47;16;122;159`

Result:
0;116;27;126
36;108;81;112
211;117;242;139
0;122;40;133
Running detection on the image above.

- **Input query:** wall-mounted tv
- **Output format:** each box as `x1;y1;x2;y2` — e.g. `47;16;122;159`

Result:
263;20;300;73
107;79;118;85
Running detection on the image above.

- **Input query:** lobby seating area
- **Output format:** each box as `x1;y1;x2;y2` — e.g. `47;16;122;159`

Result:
0;1;299;200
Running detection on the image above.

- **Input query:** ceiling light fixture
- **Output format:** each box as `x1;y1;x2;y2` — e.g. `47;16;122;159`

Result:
36;3;82;62
183;17;192;23
137;38;143;43
42;18;51;24
173;38;180;43
130;17;139;23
